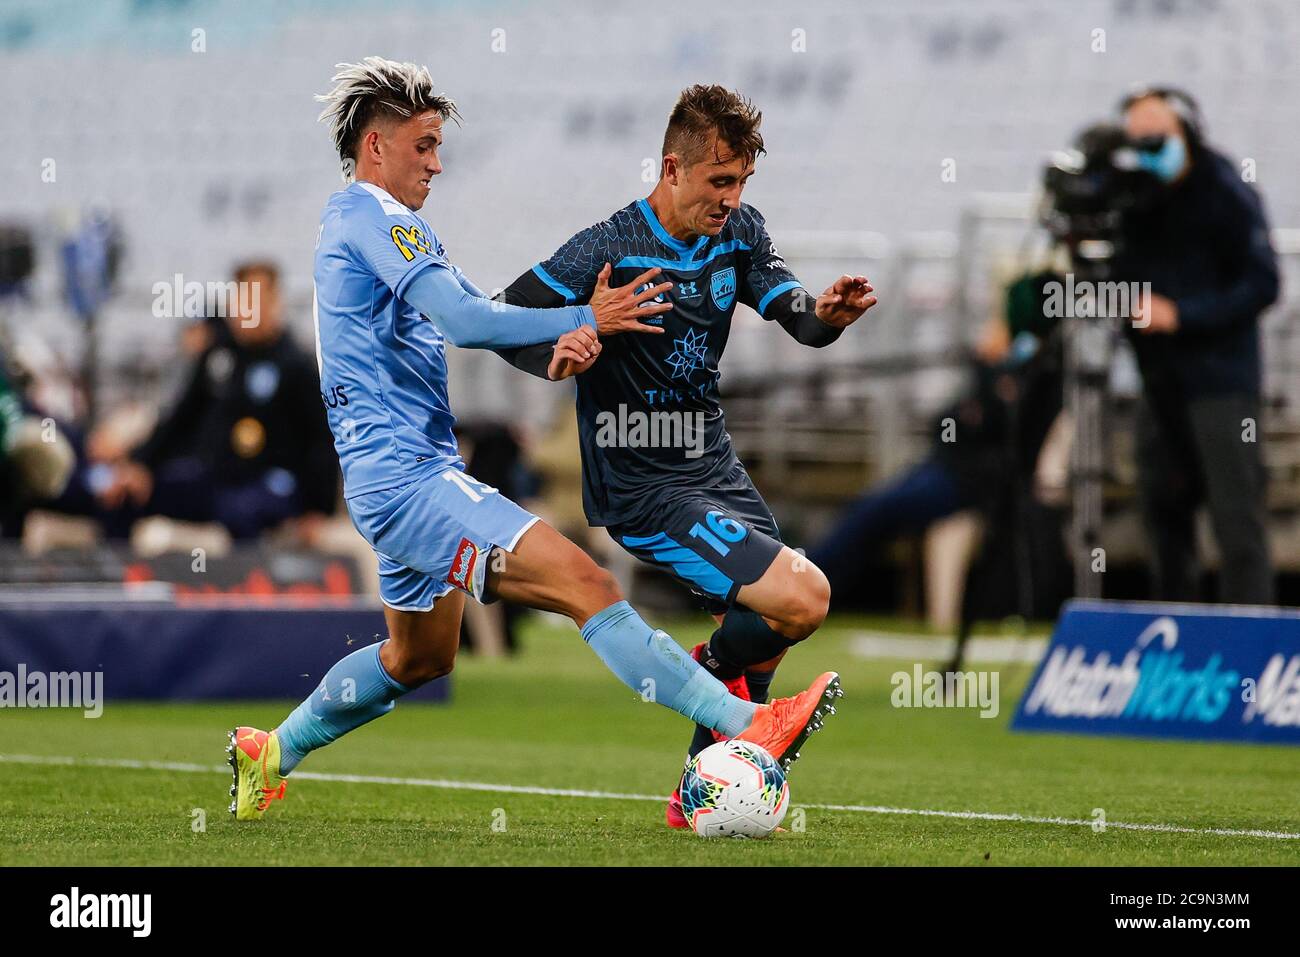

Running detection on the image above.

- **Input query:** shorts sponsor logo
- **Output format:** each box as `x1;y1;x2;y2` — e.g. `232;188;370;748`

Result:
447;537;478;591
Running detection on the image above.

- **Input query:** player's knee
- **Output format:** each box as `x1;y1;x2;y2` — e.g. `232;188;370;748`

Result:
407;657;454;686
575;561;623;613
554;547;623;623
784;571;831;640
386;646;455;687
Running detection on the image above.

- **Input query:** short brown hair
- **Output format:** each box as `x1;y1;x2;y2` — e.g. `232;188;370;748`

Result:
233;260;279;287
662;85;764;168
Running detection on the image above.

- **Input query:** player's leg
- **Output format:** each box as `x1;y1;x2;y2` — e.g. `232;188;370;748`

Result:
699;546;830;693
662;558;831;827
229;570;464;821
737;547;832;640
616;489;830;712
610;487;836;825
487;518;840;771
378;591;466;687
230;477;474;821
483;516;621;624
679;603;794;763
276;590;465;764
485;519;759;736
364;469;766;739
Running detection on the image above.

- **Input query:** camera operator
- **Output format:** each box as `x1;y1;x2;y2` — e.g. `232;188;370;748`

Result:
1114;87;1280;605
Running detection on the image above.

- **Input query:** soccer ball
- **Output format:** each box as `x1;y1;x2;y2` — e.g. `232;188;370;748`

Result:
678;740;789;838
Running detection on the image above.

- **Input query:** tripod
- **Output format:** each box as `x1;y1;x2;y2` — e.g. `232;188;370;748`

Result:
1062;241;1117;600
946;242;1112;671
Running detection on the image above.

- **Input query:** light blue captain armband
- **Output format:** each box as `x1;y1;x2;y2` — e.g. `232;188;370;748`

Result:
402;265;595;349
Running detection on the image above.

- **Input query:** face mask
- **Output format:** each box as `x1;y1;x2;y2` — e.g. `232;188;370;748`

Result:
1137;134;1187;183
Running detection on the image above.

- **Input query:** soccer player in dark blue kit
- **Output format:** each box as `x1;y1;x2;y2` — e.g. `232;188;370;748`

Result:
496;85;877;827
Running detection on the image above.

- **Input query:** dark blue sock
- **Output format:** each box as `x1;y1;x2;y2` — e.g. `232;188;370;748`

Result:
745;667;775;705
687;723;716;760
684;611;789;761
702;608;797;677
684;664;775;762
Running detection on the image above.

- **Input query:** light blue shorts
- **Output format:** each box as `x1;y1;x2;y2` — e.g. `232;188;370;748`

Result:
346;467;540;612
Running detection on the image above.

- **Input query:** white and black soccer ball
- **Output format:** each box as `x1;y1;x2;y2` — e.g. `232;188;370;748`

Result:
678;740;789;838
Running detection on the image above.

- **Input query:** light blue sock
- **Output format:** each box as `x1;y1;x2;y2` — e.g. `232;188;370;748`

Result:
274;641;411;775
580;601;756;736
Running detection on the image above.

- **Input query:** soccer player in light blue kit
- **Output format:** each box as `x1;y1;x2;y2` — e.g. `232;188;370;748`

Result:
228;58;842;821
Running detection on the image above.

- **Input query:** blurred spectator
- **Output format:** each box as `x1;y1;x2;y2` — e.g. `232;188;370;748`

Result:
64;261;339;542
0;351;76;535
1115;89;1280;604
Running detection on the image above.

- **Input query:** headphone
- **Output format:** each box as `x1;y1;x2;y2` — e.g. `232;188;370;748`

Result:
1117;85;1204;149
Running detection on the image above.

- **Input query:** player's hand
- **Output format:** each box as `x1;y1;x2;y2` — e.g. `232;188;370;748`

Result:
548;325;602;380
814;275;877;329
588;263;671;336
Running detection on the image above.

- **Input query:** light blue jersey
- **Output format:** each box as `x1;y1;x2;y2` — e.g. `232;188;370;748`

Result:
313;180;592;611
313;180;462;498
314;180;594;500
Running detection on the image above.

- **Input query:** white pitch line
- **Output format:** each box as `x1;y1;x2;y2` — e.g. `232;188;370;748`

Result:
3;752;1298;842
805;802;1300;841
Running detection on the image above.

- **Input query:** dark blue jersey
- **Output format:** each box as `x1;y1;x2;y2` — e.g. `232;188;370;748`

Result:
500;199;842;526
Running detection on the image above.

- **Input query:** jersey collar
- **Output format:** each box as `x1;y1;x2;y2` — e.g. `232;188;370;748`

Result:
637;198;709;258
353;180;415;217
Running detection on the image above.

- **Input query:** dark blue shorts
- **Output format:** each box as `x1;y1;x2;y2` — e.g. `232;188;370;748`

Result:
609;475;784;614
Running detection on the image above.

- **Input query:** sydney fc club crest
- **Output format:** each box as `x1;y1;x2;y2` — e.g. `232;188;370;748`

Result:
710;267;736;311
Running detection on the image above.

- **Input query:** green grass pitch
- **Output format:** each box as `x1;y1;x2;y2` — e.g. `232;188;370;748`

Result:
1;615;1297;866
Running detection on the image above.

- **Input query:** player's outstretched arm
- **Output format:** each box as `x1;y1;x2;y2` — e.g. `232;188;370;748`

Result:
492;262;672;378
405;262;673;351
490;273;567;380
451;264;590;377
740;208;878;347
454;263;596;378
402;266;594;349
752;277;877;347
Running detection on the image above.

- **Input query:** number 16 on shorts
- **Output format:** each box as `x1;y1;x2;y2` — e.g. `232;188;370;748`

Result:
689;510;749;556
